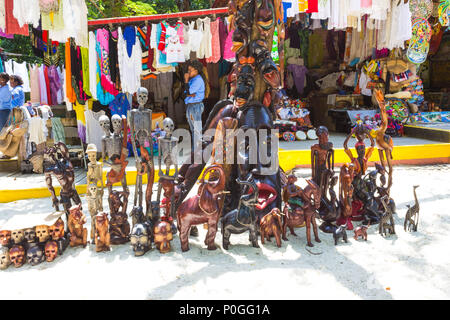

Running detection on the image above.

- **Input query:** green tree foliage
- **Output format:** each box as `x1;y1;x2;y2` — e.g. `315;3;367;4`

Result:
0;32;42;64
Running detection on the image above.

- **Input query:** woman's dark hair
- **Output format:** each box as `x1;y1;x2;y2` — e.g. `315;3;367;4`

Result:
10;75;23;86
0;72;9;82
187;59;209;98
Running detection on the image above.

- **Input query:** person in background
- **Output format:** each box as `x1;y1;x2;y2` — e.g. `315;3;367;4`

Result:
184;59;206;145
0;72;12;131
10;75;25;108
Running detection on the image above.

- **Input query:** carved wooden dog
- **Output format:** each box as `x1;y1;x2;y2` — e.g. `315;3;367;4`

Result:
333;225;348;245
260;208;284;248
354;224;369;241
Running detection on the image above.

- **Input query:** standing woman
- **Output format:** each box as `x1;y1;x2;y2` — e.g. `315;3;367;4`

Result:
10;75;25;108
184;60;207;145
0;72;12;131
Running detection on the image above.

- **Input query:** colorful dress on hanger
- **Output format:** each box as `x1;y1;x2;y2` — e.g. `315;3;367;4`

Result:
163;21;185;64
97;28;118;96
206;18;221;63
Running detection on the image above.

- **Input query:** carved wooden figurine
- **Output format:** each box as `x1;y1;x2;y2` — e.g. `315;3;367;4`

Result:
108;190;131;245
379;196;396;237
68;204;88;247
100;115;129;194
44;142;82;218
153;221;173;254
177;165;227;252
333;225;348;246
156;117;179;219
373;89;394;194
337;163;355;229
11;229;25;245
35;225;50;243
404;185;420;232
343;125;375;178
282;178;322;247
221;174;259;250
130;87;154;218
260;208;284;248
311;126;334;195
95;213;111;252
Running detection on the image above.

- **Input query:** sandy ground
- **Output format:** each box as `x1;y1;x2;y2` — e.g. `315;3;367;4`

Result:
0;164;449;300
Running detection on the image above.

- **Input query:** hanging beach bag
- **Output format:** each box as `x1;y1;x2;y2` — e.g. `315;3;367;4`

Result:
386;48;408;74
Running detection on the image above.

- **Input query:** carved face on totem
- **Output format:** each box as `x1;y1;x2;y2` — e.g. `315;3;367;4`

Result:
235;64;255;108
238;103;281;221
316;126;329;145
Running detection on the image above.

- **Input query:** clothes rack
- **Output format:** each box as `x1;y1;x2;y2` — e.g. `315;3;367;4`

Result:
87;7;228;28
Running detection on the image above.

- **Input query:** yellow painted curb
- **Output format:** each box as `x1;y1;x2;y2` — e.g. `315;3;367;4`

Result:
1;144;449;203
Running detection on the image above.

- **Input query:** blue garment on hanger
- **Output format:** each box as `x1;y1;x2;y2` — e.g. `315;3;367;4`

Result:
109;93;130;118
282;2;292;24
123;26;136;58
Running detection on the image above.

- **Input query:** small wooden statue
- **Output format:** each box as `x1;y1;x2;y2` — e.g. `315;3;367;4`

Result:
35;225;50;244
27;245;45;266
379;196;396;237
354;224;369;241
86;143;104;240
153;221;173;254
404;185;420;232
109;190;131;245
260;208;284;248
333;225;348;246
95;213;111;252
221;174;260;250
311;126;334;195
68;204;88;247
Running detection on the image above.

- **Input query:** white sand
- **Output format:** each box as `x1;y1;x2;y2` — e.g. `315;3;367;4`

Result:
0;164;449;300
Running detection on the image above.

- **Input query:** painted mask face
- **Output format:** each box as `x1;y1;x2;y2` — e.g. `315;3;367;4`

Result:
24;228;37;243
0;247;11;270
44;241;58;262
130;224;151;257
11;229;24;244
9;245;25;268
27;245;44;266
35;225;50;243
238;103;281;221
49;218;65;241
235;65;255;107
0;230;11;246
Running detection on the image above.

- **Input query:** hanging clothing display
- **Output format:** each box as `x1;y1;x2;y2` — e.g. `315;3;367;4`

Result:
4;0;29;35
196;17;212;59
84;109;104;151
118;26;143;94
